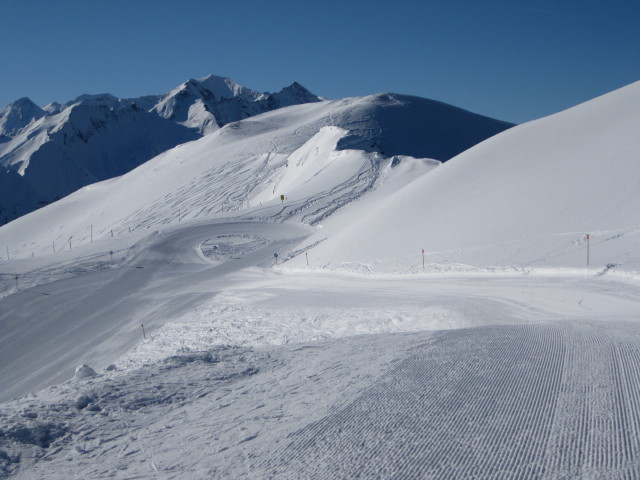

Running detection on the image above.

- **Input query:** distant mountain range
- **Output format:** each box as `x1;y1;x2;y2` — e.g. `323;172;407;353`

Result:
0;75;321;223
0;75;513;225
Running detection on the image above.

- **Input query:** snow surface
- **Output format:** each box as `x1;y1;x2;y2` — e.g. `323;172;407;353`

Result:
1;81;640;478
288;81;640;273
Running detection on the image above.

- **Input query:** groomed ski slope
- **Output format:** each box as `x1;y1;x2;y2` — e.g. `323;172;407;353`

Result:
1;268;640;478
1;214;640;478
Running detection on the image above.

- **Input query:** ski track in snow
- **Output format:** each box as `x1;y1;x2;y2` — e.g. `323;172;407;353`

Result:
264;323;640;479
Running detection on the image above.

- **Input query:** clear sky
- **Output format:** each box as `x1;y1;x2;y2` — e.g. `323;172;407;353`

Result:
1;0;638;124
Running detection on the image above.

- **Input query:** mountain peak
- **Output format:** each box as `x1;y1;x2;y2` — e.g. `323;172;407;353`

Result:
152;75;319;134
193;74;264;101
267;82;321;109
8;97;40;108
0;97;45;136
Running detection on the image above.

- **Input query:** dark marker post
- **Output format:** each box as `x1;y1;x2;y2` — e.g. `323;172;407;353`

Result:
586;234;590;266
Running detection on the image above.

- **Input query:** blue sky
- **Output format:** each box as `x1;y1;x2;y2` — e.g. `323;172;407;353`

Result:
1;0;638;123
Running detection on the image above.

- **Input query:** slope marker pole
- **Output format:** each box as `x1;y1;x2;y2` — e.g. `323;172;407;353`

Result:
422;248;425;271
141;323;146;340
586;234;590;266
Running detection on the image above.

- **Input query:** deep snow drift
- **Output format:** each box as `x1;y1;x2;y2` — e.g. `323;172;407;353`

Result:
1;81;640;479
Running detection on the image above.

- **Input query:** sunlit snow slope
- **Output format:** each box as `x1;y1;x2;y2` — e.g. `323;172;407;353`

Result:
289;81;640;273
0;93;511;261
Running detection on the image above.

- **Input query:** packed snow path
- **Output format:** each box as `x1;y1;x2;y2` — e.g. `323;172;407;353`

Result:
265;323;640;479
2;322;640;479
0;221;311;402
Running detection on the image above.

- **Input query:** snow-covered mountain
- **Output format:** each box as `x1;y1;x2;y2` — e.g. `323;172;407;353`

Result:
288;81;640;272
0;98;45;137
0;75;321;224
0;92;512;258
152;75;321;134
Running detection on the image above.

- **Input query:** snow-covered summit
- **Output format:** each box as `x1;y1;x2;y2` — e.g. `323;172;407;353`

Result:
267;81;323;108
196;74;266;100
152;74;321;134
0;97;45;137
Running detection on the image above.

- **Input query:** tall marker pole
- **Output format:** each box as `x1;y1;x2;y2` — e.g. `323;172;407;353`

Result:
586;234;590;266
422;248;425;271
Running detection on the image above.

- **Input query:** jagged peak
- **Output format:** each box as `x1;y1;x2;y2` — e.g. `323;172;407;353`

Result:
267;81;321;107
194;74;264;101
4;97;41;110
0;97;46;136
